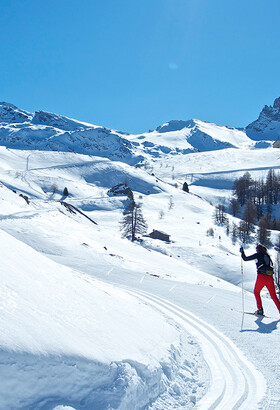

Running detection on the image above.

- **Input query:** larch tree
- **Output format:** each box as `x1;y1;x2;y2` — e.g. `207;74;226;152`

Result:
120;201;147;241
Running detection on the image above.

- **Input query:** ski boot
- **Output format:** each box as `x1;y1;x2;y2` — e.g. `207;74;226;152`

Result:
254;308;264;316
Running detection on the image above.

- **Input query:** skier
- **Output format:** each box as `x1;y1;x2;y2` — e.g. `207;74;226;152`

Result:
240;244;280;316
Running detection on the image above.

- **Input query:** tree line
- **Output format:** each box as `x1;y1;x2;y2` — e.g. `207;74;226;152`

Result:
232;169;280;218
213;169;280;247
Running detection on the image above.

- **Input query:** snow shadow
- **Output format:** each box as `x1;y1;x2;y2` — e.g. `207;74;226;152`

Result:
240;318;280;334
0;349;167;410
0;339;207;410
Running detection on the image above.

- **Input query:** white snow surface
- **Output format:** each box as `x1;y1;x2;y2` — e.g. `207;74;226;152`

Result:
0;107;280;409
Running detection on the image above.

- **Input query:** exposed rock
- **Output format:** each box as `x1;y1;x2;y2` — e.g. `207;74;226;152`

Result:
246;97;280;140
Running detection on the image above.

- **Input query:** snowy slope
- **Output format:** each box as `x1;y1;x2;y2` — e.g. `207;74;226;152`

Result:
1;98;280;409
149;146;280;205
0;145;280;409
2;227;212;409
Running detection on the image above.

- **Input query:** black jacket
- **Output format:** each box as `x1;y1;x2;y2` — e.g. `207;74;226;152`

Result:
241;250;273;274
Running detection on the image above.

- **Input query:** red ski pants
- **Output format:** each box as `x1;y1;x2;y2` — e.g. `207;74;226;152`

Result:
254;274;280;312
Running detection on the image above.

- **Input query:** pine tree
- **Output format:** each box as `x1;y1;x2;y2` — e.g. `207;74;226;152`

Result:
120;201;147;241
242;200;257;235
213;204;228;225
238;220;250;244
265;169;278;205
257;217;271;247
233;172;253;206
182;182;189;192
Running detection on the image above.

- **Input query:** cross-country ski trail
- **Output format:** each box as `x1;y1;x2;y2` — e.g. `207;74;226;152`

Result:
128;289;266;410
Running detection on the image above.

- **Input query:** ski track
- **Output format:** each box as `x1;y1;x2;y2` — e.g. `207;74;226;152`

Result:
127;289;266;410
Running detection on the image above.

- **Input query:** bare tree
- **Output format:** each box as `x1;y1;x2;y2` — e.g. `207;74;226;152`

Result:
242;200;257;235
229;198;240;217
238;220;250;244
168;196;174;210
206;228;214;237
213;204;228;225
159;210;165;220
233;172;253;206
51;184;58;194
231;222;238;245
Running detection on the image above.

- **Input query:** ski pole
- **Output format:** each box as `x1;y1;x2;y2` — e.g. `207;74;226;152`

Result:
241;255;245;314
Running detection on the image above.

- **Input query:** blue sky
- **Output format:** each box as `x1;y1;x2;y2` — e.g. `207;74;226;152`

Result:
1;0;280;133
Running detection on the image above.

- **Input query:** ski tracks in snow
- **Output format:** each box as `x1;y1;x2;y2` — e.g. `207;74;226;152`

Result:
128;289;266;410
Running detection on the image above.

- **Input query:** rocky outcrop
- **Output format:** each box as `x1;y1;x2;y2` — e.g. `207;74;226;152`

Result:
246;97;280;140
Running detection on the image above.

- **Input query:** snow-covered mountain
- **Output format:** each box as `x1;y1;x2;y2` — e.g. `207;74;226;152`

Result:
0;102;259;167
1;99;280;168
131;119;253;158
246;97;280;140
0;102;143;165
1;100;280;409
0;102;32;123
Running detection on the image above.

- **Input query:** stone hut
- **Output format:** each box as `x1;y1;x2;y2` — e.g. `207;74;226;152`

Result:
148;230;170;242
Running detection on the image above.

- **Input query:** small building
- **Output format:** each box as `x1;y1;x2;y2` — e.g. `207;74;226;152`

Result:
273;139;280;148
148;229;170;242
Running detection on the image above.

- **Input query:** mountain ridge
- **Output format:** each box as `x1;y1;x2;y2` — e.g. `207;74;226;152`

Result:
0;98;279;164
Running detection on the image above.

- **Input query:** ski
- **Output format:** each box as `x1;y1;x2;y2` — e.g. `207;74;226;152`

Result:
242;311;279;320
243;311;267;318
230;308;279;319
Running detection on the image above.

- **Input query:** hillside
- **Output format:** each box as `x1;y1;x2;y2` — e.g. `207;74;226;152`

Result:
0;102;280;408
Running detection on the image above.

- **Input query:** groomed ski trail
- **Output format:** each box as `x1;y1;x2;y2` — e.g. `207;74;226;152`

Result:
128;289;266;410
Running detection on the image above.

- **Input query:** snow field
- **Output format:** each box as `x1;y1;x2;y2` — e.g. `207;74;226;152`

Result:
0;228;209;409
0;145;280;408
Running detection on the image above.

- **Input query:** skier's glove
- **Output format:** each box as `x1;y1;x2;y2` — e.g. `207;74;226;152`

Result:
239;247;244;253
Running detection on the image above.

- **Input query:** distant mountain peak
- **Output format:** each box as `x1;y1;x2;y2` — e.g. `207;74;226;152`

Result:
155;119;195;133
246;96;280;140
0;102;32;123
0;102;18;109
31;110;93;131
273;96;280;109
